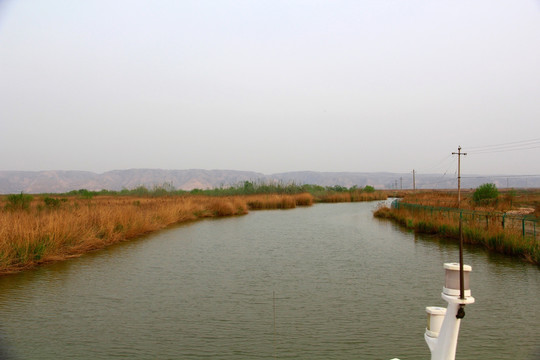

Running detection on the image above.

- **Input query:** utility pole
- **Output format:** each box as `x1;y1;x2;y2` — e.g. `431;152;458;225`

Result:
412;169;416;192
452;146;467;208
400;177;403;190
452;146;467;301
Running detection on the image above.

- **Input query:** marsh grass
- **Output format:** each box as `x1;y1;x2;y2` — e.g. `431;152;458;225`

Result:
397;188;540;213
374;204;540;264
243;193;314;210
0;193;317;274
317;190;388;203
0;184;389;275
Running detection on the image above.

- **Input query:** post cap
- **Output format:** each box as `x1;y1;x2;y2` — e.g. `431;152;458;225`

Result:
444;262;472;272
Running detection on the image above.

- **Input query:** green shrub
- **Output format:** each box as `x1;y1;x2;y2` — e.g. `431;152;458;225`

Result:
327;185;348;192
43;197;62;208
363;185;375;193
5;192;33;210
473;183;499;203
77;189;94;199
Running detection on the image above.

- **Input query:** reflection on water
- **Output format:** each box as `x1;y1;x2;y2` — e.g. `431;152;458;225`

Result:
0;202;538;359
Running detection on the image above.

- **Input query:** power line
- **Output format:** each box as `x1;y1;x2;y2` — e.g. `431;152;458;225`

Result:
466;137;540;151
416;154;455;174
468;144;540;155
465;138;540;155
462;174;540;179
422;160;458;188
402;143;539;191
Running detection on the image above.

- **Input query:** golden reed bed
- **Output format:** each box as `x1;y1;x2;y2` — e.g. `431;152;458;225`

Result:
0;194;314;275
374;190;540;264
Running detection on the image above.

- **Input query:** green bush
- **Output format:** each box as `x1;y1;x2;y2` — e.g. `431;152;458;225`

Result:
363;185;375;193
5;192;34;210
43;197;62;208
473;183;499;203
327;185;348;192
77;189;94;199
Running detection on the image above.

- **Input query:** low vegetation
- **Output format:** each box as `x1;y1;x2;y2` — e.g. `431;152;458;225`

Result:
0;193;315;274
472;183;499;204
0;183;386;274
54;181;385;200
374;188;540;264
385;187;539;216
5;192;34;210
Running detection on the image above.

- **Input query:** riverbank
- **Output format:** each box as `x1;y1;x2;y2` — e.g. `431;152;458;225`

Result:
0;194;315;274
374;190;540;264
0;190;388;275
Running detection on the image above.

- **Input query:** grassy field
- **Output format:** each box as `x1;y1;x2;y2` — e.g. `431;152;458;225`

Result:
375;189;540;264
0;187;388;275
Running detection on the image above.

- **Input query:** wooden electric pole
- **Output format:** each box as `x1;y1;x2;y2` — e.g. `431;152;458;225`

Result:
453;146;467;208
452;146;467;300
412;170;416;191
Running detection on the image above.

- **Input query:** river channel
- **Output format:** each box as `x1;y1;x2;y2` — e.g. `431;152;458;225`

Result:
0;201;538;359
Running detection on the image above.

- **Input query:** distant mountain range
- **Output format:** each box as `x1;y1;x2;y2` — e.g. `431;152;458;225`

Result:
0;169;538;194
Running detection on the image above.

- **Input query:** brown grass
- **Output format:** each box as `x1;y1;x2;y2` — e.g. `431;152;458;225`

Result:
396;188;540;213
317;190;388;203
243;193;314;210
0;188;391;275
375;205;539;264
0;193;313;275
374;189;540;264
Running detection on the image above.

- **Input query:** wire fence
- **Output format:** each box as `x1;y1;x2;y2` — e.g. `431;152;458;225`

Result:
391;200;538;240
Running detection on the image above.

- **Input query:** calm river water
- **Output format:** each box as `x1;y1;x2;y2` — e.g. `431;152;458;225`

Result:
0;202;538;359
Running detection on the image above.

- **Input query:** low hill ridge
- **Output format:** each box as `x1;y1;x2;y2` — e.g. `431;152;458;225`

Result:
0;169;537;194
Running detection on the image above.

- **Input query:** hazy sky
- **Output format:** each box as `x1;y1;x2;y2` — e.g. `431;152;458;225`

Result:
1;0;539;176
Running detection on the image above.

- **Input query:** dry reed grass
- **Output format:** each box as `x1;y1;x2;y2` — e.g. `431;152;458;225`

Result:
374;199;540;264
0;193;313;274
243;193;314;210
0;188;389;274
398;189;540;213
317;190;388;203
